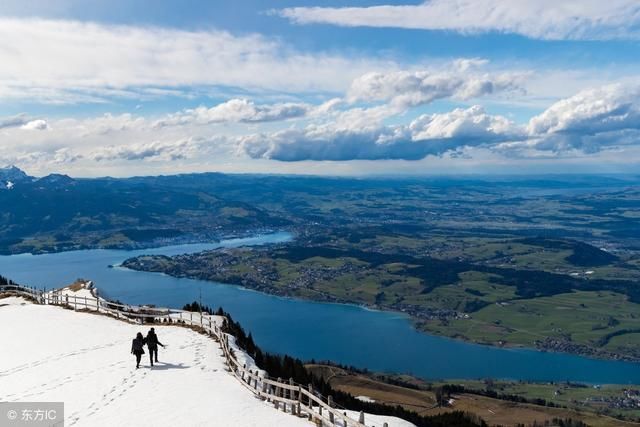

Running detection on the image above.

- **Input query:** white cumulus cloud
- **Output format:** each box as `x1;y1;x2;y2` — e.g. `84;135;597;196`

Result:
347;67;525;108
90;138;206;162
522;83;640;152
154;99;316;128
21;119;49;131
238;105;521;161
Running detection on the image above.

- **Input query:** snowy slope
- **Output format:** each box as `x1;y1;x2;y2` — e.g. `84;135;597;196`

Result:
0;297;310;427
0;297;414;427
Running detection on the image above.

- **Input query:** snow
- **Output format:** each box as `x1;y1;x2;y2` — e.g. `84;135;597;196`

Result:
356;395;376;403
0;298;307;427
0;296;28;306
0;297;414;427
226;333;264;376
343;411;415;427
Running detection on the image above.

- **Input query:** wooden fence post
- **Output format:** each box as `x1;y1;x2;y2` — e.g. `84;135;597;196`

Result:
328;396;334;424
288;378;297;415
3;285;368;427
276;377;282;401
273;381;280;410
308;383;314;420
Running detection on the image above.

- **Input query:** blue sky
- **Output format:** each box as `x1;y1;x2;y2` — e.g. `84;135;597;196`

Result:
1;0;639;176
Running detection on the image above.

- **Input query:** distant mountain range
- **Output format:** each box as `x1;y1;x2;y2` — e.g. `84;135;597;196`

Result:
1;165;639;255
0;165;31;188
0;166;287;254
0;165;76;190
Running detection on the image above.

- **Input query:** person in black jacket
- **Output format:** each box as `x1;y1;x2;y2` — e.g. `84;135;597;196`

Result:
131;332;146;369
146;327;164;366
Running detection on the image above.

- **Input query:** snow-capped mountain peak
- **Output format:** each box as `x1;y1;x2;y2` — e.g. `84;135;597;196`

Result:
0;165;30;182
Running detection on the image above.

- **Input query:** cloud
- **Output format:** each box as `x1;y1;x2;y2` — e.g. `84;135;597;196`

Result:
0;18;394;104
153;99;315;128
410;105;521;140
238;105;521;161
0;114;31;129
522;83;640;152
0;112;230;170
528;84;640;135
21;119;49;131
4;78;640;175
239;82;640;162
90;138;206;162
277;0;640;40
0;115;48;130
347;66;525;108
153;62;519;128
198;99;311;123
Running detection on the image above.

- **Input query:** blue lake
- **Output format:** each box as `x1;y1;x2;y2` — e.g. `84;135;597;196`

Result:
1;232;639;384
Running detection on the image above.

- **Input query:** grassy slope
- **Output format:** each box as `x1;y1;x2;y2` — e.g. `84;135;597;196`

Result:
306;364;638;427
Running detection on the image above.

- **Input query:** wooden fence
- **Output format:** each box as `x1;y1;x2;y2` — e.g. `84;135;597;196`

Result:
0;284;387;427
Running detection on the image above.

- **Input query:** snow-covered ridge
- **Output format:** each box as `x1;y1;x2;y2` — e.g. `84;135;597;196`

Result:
0;283;414;427
0;165;77;191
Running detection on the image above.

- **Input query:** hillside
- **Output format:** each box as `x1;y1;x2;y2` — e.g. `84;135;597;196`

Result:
0;167;286;254
0;295;413;427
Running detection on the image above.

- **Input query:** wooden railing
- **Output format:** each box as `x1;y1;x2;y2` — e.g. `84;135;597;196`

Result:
0;284;383;427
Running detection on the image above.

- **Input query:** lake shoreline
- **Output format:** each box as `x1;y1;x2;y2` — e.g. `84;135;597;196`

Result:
3;232;639;384
120;260;640;365
0;228;289;256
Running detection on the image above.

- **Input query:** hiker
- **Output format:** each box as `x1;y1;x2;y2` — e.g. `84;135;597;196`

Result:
131;332;146;369
146;327;165;366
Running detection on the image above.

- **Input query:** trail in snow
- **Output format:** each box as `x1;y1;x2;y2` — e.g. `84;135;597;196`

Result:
0;297;310;427
0;297;414;427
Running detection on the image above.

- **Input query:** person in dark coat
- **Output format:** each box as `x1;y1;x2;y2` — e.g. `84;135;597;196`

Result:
131;332;146;369
146;327;165;366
